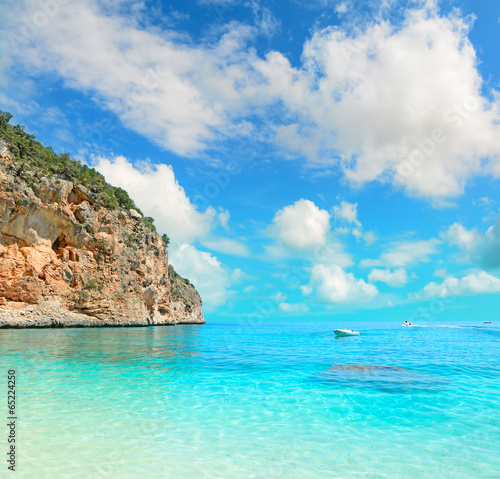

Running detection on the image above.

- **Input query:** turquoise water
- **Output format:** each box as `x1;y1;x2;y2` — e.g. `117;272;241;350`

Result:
0;320;499;478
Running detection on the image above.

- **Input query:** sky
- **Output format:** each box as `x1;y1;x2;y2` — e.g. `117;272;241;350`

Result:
1;0;500;323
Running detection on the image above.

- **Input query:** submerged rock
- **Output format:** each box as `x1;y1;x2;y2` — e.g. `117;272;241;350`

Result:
327;364;409;372
311;363;447;393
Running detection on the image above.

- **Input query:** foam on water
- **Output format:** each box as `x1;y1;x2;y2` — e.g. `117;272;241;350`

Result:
0;320;499;478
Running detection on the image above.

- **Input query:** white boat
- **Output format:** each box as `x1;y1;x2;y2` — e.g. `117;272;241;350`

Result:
334;328;360;337
484;321;492;324
402;321;414;327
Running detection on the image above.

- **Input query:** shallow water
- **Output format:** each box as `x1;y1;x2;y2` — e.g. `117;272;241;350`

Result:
0;320;499;478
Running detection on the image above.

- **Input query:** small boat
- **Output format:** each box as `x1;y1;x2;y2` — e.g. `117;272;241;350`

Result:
334;328;360;337
402;321;414;327
484;321;492;324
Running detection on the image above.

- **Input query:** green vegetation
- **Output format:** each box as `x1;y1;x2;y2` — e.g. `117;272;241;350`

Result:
162;234;170;248
0;110;142;213
83;279;104;292
75;290;89;302
0;110;175;250
168;264;193;287
125;232;142;248
143;216;155;231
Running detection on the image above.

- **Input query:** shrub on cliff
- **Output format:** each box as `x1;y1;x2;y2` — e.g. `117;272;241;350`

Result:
0;110;142;215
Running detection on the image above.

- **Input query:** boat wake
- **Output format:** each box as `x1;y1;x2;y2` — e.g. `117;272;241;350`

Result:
408;324;493;329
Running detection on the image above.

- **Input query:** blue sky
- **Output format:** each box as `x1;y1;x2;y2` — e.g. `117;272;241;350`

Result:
1;0;500;323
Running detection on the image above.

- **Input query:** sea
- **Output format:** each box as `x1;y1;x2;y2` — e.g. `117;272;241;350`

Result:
0;320;499;478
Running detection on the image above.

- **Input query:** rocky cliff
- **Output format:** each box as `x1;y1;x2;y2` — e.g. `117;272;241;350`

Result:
0;129;204;328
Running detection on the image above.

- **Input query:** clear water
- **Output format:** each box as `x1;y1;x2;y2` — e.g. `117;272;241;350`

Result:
0;320;499;478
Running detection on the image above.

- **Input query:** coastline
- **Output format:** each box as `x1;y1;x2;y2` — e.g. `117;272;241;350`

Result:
0;300;205;329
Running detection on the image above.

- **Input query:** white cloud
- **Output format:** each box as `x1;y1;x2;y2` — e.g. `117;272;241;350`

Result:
278;302;308;313
266;200;353;267
5;1;500;201
481;217;500;269
360;239;440;268
259;7;500;201
3;0;260;156
311;240;355;269
442;223;480;253
442;216;500;269
302;264;378;304
363;230;377;245
200;237;250;257
168;243;233;312
230;267;247;283
434;268;447;278
218;209;230;230
415;271;500;299
94;156;215;244
270;199;330;252
332;201;361;227
335;2;350;15
332;200;375;243
368;268;408;287
250;1;281;37
274;292;287;301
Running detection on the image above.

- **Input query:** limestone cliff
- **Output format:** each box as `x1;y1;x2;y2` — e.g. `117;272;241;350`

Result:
0;136;204;328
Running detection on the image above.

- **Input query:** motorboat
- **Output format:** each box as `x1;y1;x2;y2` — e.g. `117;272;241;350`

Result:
334;328;360;337
484;321;492;324
402;321;414;327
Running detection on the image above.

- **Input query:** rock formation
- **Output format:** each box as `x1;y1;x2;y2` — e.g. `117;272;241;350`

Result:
0;139;204;327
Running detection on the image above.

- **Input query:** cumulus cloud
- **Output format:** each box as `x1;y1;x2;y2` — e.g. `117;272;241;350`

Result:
368;268;408;287
278;302;309;313
270;199;331;252
302;264;378;304
443;215;500;269
335;2;350;15
200;237;250;257
168;243;233;312
480;218;500;269
94;156;215;244
442;223;481;253
5;1;500;201
360;239;440;268
267;8;500;201
415;271;500;299
2;0;261;156
434;268;447;278
332;200;375;243
218;209;230;231
332;201;361;227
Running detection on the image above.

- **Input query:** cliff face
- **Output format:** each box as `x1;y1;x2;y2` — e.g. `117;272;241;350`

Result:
0;141;204;327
